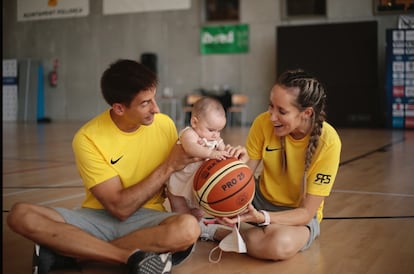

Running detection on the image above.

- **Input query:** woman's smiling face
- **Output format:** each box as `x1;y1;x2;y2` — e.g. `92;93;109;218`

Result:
267;84;307;138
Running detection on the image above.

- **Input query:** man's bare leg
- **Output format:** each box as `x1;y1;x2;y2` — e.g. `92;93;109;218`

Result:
7;202;199;264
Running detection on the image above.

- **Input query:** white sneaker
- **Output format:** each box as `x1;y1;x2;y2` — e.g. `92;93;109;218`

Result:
199;218;232;241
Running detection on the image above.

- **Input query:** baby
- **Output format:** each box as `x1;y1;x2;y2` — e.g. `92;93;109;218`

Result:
167;96;231;219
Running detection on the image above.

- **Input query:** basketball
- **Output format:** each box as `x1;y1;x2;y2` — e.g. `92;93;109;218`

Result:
193;158;255;218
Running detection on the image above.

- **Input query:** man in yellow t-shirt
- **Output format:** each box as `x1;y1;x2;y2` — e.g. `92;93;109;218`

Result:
7;59;200;274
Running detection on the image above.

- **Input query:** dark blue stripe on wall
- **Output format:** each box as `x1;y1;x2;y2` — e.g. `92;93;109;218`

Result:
3;77;18;85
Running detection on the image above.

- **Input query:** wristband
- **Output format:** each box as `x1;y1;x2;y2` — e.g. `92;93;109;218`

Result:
258;210;270;226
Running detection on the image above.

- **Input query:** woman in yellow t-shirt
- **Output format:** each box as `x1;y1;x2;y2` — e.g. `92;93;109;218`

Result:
210;69;341;261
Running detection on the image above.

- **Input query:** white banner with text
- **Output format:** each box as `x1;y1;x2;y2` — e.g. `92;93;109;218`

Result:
17;0;89;22
103;0;190;15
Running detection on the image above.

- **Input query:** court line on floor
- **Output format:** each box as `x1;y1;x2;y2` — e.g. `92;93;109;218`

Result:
339;136;405;166
3;162;76;175
3;185;83;189
327;136;414;220
37;193;85;206
332;189;414;198
2;193;86;213
324;216;414;220
3;180;83;196
4;156;75;163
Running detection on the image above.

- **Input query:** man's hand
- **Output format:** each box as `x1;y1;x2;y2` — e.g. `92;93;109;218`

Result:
166;144;200;173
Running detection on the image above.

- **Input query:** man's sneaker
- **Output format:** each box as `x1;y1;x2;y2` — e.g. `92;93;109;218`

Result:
127;250;172;274
32;244;79;274
199;218;232;241
172;243;195;266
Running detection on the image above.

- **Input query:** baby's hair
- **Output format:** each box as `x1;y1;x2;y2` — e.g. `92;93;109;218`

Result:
192;96;226;119
277;69;327;198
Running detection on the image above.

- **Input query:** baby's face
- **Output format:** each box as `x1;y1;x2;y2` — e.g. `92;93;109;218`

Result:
193;112;226;140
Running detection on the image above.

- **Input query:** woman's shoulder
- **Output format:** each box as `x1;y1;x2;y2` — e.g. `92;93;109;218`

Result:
252;112;271;125
257;111;270;120
321;121;341;146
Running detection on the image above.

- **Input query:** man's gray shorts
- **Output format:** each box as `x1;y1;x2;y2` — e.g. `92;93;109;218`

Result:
54;207;176;241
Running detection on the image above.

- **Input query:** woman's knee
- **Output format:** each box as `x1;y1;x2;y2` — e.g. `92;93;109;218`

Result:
244;228;300;261
269;233;299;260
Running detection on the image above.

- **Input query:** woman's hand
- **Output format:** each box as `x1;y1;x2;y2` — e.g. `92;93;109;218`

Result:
218;204;264;225
225;145;249;163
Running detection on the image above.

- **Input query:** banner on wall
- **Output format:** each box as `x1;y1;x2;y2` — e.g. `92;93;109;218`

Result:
103;0;190;15
200;24;249;55
17;0;89;21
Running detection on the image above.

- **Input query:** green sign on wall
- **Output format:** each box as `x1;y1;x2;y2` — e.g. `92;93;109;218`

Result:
200;24;249;54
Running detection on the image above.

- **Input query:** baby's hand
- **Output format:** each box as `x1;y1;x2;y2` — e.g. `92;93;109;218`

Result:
210;150;231;160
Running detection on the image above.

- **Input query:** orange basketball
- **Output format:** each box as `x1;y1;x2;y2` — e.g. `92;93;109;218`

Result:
193;158;255;218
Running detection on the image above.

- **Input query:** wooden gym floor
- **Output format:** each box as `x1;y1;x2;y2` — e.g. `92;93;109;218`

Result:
3;121;414;274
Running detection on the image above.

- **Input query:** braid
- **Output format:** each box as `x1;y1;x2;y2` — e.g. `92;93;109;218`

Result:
304;108;326;173
280;136;287;174
303;107;325;196
277;70;327;198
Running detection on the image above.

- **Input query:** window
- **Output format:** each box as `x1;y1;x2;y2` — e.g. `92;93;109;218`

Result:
374;0;414;14
204;0;239;22
283;0;326;17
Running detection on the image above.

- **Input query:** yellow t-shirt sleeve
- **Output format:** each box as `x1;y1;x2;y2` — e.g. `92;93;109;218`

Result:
306;137;341;197
246;113;267;160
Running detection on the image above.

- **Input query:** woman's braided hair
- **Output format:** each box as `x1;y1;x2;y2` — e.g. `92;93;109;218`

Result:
277;69;327;198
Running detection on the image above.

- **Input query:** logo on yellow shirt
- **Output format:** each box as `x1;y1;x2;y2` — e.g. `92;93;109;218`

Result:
110;156;123;165
265;146;281;152
314;173;331;185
